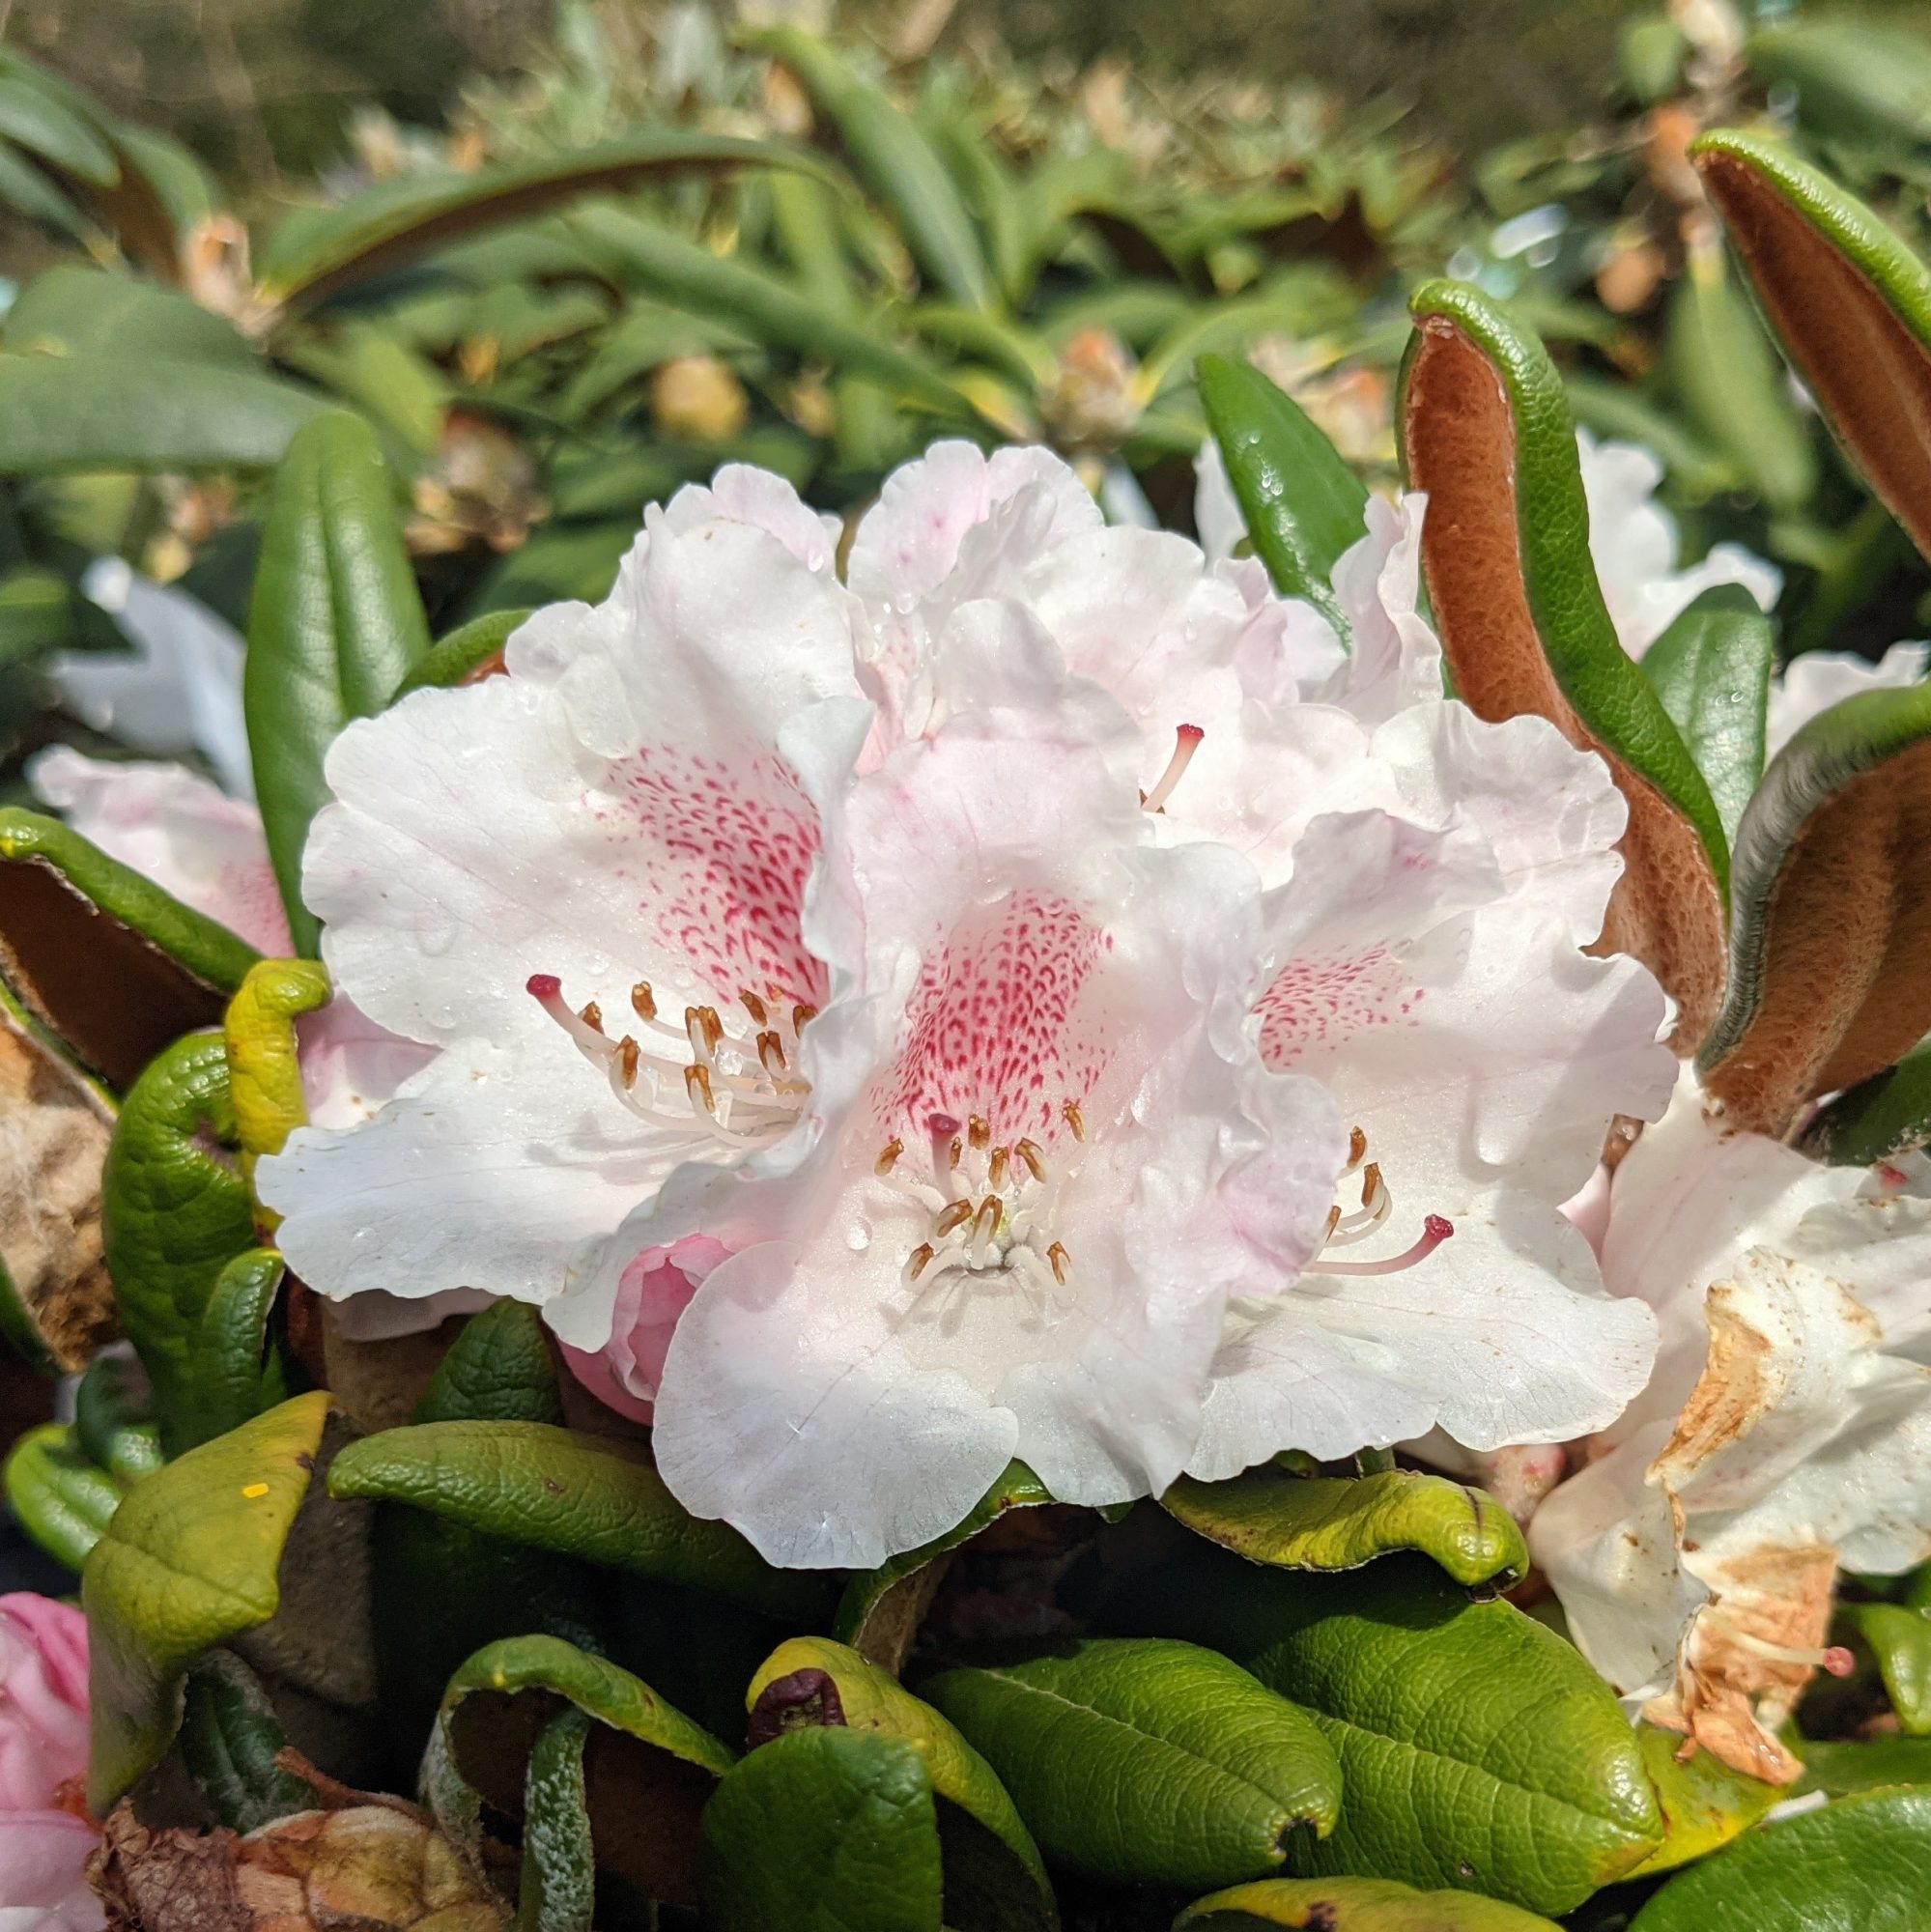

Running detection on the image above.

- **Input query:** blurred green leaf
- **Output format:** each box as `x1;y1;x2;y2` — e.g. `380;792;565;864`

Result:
2;1421;126;1570
6;265;257;368
1801;1037;1931;1165
72;1351;162;1485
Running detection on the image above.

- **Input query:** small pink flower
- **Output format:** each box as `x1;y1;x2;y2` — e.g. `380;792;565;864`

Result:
559;1236;728;1424
0;1593;103;1931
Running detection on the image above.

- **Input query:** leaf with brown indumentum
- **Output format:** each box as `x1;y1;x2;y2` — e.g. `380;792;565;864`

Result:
1399;282;1728;1047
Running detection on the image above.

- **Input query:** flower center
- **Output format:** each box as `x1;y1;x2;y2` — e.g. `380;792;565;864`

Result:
528;972;812;1151
875;1100;1086;1323
1305;1125;1454;1277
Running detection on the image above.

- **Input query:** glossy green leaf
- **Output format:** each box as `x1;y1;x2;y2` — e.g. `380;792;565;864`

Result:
700;1725;943;1932
327;1419;827;1621
1697;680;1931;1136
0;355;327;473
245;410;430;955
1629;1787;1931;1931
1624;1722;1782;1878
1151;1552;1661;1916
752;27;992;310
1161;1465;1527;1590
101;1032;260;1455
432;1633;735;1915
748;1636;1054;1925
178;1648;311;1833
185;1249;292;1449
519;1706;594;1932
1692;131;1931;565
1665;242;1815;515
73;1351;162;1485
1638;585;1775;847
257;131;836;306
0;807;256;1088
1199;353;1367;636
399;607;532;694
5;265;256;368
1400;279;1729;1045
1796;1735;1931;1797
835;1460;1054;1671
420;1300;564;1427
0;73;118;185
923;1637;1341;1891
1801;1037;1931;1165
223;958;331;1191
82;1390;331;1810
1859;1602;1931;1735
2;1422;126;1571
1177;1876;1560;1929
570;204;975;419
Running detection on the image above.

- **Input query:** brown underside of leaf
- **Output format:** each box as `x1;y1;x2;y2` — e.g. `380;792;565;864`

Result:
317;1299;462;1435
1404;318;1726;1045
1698;147;1931;561
1702;736;1931;1136
0;1021;118;1368
0;859;226;1091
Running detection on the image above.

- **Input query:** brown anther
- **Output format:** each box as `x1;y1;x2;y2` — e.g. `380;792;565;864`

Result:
968;1114;991;1151
579;1001;605;1034
936;1199;975;1236
948;1136;963;1172
904;1242;935;1282
875;1138;904;1177
684;1064;716;1114
1048;1241;1071;1285
987;1147;1010;1192
1322;1204;1343;1241
1014;1138;1047;1182
973;1195;1003;1246
758;1030;787;1076
1361;1162;1382;1209
740;989;769;1027
617;1037;640;1088
631;982;657;1023
699;1006;725;1052
1348;1125;1368;1168
792;1003;818;1034
1063;1099;1087;1143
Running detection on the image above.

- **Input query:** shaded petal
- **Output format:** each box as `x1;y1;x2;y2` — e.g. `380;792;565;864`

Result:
1767;640;1928;759
1325;495;1441;724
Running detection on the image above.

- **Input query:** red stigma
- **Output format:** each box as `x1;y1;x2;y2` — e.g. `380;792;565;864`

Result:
1424;1214;1454;1241
1820;1646;1857;1678
526;973;562;998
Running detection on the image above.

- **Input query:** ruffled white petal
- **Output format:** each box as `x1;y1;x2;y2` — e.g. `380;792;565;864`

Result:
1766;640;1929;759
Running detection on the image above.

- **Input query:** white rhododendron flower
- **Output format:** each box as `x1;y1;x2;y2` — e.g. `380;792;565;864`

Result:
1766;639;1930;758
257;470;872;1350
239;442;1677;1568
1532;1068;1931;1782
1576;430;1780;657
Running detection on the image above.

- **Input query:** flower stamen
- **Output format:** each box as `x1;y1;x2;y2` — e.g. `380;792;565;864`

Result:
1701;1609;1855;1676
1142;724;1205;813
1308;1213;1453;1277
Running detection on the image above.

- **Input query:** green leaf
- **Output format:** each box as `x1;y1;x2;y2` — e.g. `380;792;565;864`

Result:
1859;1602;1931;1735
0;355;327;473
245;410;430;955
1664;242;1816;515
1691;131;1931;565
0;807;258;1088
0;144;86;241
82;1390;331;1810
1401;280;1728;1046
185;1249;293;1449
1198;354;1367;636
1796;1735;1931;1797
752;28;993;311
748;1636;1055;1928
1624;1722;1782;1878
223;958;332;1191
178;1648;311;1833
570;204;977;420
518;1706;595;1932
1177;1876;1561;1928
6;265;257;368
256;131;838;306
922;1637;1342;1891
1697;680;1931;1136
327;1418;828;1622
1746;19;1931;153
101;1033;260;1455
0;73;119;185
2;1422;127;1571
399;608;532;695
432;1633;735;1915
700;1725;944;1932
73;1351;162;1485
1628;1787;1931;1931
1801;1037;1931;1165
1150;1553;1661;1916
1161;1465;1527;1590
419;1300;565;1427
835;1460;1054;1671
1638;585;1775;847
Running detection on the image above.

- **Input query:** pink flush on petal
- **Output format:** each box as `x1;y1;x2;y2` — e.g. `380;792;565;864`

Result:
560;1236;729;1423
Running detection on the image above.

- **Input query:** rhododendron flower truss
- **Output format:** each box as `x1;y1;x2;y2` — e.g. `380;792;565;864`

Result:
649;669;1348;1568
1532;1072;1931;1783
257;473;872;1344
